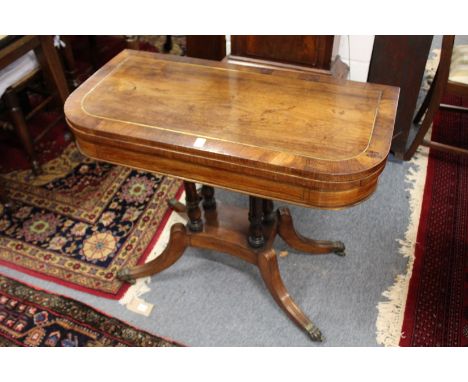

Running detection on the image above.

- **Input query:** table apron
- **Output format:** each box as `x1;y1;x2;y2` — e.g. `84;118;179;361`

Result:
73;131;382;210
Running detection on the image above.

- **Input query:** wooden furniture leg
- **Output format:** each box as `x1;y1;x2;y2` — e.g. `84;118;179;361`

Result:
262;199;275;224
36;36;70;104
277;207;345;256
248;196;265;248
184;181;203;232
404;103;438;160
167;198;186;213
163;36;173;53
118;196;345;341
117;223;188;284
201;185;216;210
413;67;439;125
3;88;41;175
258;249;323;341
168;184;216;213
59;36;81;89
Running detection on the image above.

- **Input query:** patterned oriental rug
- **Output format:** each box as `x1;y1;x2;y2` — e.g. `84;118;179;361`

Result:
0;274;180;346
400;95;468;346
0;143;182;299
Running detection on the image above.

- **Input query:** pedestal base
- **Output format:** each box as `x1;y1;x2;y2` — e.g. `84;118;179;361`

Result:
118;197;345;342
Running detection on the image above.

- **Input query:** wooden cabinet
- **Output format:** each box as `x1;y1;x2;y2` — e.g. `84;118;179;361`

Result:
185;35;335;71
367;36;433;159
230;36;334;70
186;36;226;61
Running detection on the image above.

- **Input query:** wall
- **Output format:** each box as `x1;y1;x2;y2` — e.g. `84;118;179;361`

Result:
333;35;375;82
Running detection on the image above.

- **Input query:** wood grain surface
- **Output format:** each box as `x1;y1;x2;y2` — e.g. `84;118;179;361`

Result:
65;50;399;209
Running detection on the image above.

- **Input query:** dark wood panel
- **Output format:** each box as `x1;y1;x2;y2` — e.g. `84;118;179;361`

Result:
367;35;433;159
186;35;226;61
231;36;334;70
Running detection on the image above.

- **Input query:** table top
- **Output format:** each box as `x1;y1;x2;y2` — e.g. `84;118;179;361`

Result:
65;50;398;209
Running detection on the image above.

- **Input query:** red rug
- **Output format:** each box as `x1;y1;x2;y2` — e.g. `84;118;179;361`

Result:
0;273;181;346
400;95;468;346
0;36;185;299
0;143;182;299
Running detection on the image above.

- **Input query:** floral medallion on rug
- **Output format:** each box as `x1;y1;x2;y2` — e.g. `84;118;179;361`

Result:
0;273;180;346
0;143;182;299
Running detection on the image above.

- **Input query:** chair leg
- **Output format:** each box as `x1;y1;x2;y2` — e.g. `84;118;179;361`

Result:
59;36;81;89
3;88;41;175
405;72;447;160
404;108;436;161
413;68;438;124
405;67;447;161
163;36;173;53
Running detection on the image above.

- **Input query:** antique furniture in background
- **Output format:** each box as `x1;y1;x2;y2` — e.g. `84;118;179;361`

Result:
185;35;335;73
367;35;433;159
0;35;69;174
57;36;176;89
186;35;226;61
65;50;398;341
57;36;132;89
230;35;334;70
405;36;468;159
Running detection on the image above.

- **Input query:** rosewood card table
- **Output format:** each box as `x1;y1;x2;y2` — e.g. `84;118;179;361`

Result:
65;50;398;341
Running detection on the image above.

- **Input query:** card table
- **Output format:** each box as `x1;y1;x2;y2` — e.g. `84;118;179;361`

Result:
65;50;398;341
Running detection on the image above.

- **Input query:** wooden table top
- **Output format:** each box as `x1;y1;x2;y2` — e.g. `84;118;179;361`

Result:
65;50;399;209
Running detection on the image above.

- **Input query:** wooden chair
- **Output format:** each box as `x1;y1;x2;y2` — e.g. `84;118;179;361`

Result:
57;36;147;90
0;36;69;175
405;36;468;160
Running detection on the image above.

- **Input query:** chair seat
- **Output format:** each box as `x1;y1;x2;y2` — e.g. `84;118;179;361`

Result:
450;44;468;85
0;51;39;97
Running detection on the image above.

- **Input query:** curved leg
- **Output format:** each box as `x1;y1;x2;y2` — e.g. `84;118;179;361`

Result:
277;207;345;256
117;223;188;284
413;67;438;124
167;198;186;213
258;249;323;341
